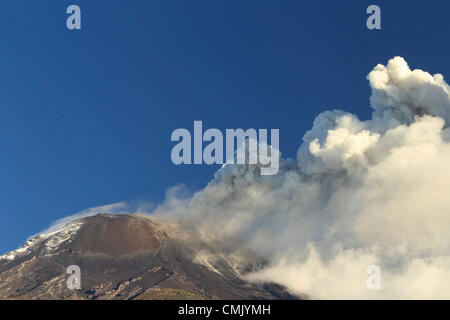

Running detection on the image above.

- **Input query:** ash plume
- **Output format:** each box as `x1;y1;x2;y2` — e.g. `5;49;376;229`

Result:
152;57;450;299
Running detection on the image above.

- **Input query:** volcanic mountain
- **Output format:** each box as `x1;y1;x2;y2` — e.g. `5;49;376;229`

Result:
0;214;298;300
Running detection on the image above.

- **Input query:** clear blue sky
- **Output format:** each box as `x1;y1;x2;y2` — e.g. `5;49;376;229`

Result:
0;0;448;253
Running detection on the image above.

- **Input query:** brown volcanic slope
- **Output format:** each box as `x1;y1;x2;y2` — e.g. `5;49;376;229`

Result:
0;214;298;300
72;214;165;256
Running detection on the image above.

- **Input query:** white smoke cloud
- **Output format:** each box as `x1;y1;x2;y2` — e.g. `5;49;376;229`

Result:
152;57;450;299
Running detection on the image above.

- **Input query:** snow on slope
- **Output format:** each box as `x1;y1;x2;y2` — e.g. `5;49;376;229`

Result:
0;220;84;262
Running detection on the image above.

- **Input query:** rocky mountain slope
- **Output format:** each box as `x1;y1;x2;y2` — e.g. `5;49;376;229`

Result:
0;214;298;300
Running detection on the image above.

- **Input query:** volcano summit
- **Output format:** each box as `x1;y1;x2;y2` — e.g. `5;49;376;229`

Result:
0;214;298;300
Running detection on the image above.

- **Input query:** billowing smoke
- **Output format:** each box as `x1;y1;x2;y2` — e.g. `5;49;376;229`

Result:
153;57;450;299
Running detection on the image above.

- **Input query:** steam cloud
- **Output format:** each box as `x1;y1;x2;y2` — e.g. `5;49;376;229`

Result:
152;57;450;299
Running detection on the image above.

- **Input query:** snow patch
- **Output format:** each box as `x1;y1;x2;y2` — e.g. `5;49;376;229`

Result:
0;220;84;262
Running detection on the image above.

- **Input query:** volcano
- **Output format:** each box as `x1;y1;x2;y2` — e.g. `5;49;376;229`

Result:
0;214;298;300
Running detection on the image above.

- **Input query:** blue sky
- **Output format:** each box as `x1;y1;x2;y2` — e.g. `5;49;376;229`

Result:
0;0;449;253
